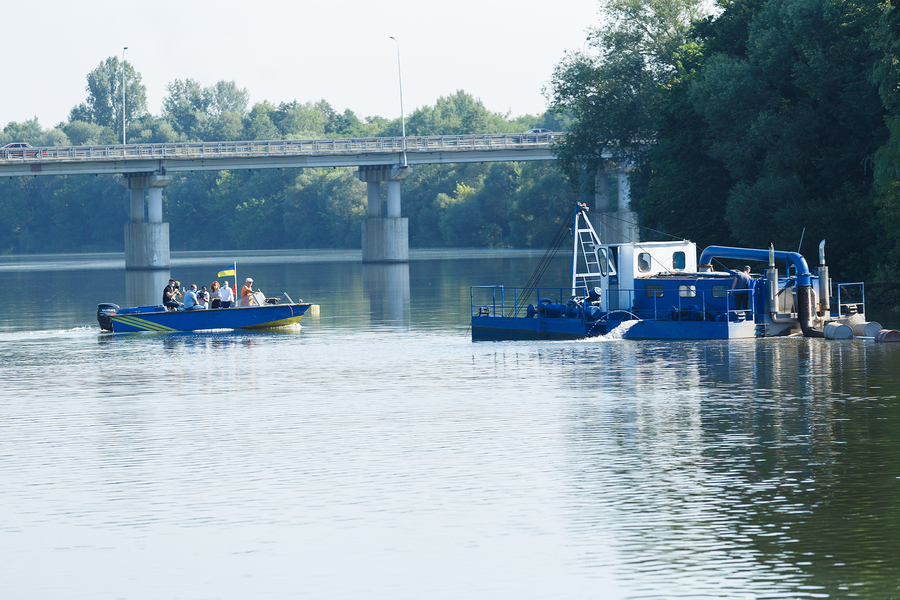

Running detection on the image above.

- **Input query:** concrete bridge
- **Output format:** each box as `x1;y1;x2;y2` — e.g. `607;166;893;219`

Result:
0;133;560;175
0;132;634;306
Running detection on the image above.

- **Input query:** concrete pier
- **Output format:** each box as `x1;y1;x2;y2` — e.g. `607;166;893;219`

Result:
120;173;172;306
355;165;411;263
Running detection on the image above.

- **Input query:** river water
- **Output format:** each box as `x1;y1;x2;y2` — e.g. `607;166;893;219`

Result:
1;250;899;599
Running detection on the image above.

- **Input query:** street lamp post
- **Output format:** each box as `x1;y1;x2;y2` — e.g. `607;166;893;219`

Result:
389;36;407;168
122;47;128;146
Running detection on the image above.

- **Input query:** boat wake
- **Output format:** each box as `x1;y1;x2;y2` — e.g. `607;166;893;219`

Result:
571;319;641;343
0;326;100;341
598;319;641;341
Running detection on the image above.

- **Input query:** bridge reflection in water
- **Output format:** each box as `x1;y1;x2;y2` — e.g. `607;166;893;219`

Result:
363;263;410;328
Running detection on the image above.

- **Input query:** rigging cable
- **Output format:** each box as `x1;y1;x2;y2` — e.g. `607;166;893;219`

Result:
510;203;577;317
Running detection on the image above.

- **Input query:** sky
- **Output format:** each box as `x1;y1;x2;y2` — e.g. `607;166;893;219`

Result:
2;0;600;129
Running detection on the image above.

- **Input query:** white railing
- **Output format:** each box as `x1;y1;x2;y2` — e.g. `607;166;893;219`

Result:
1;132;564;163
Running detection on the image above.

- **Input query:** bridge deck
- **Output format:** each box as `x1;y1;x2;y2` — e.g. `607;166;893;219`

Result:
0;133;564;176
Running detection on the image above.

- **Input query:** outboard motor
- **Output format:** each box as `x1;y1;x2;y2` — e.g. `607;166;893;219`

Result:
97;303;119;332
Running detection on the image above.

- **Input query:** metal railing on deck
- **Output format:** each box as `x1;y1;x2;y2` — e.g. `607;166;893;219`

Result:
471;285;569;318
834;282;865;318
2;132;564;163
472;285;754;323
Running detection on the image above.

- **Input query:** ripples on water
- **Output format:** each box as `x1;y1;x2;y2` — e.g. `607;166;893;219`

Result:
1;255;900;599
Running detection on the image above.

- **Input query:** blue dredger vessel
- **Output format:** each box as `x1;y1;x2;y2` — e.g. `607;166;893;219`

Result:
470;203;889;341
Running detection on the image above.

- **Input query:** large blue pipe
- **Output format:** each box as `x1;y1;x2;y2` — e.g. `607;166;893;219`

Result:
698;245;811;286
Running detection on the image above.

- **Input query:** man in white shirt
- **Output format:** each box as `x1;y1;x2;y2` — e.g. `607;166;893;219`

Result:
219;281;235;308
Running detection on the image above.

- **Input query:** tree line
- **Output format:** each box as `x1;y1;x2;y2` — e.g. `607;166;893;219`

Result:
0;60;569;255
6;0;900;284
548;0;900;281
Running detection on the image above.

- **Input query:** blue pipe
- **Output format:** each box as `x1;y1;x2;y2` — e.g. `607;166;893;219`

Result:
699;245;811;286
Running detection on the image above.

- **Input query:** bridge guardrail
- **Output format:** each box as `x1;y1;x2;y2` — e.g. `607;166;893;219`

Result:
1;132;564;163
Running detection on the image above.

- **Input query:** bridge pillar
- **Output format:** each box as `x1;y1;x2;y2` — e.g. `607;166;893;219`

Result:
386;180;401;218
120;173;173;307
355;165;411;263
594;164;639;244
366;181;381;218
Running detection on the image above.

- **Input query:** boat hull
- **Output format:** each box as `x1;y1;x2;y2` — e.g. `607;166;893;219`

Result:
107;303;311;333
471;315;608;340
471;315;759;341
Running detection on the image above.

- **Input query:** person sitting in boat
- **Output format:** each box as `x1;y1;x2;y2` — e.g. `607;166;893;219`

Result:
241;278;258;306
197;286;210;309
219;281;234;308
163;279;181;311
183;284;206;310
209;281;222;309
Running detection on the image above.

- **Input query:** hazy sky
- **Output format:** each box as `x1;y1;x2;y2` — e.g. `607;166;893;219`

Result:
2;0;599;129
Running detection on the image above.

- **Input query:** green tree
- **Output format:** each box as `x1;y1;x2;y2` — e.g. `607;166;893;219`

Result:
210;80;250;116
508;162;573;247
78;57;147;137
244;102;280;140
282;168;366;248
161;79;250;141
127;115;180;144
272;100;334;139
162;78;211;139
326;109;368;138
635;43;735;247
60;120;118;146
548;0;710;191
871;0;900;273
679;0;885;276
406;90;515;135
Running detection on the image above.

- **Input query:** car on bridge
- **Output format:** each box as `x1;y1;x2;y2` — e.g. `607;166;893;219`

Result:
2;142;43;158
525;128;552;134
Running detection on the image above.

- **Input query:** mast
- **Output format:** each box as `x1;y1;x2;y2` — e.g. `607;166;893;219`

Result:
571;203;604;297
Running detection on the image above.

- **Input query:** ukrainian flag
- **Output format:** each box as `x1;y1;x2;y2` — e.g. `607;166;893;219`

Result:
218;263;236;277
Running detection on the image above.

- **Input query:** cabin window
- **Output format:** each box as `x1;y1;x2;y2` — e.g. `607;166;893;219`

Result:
679;285;697;298
712;285;728;298
646;284;664;298
597;248;608;276
673;252;686;270
638;252;651;273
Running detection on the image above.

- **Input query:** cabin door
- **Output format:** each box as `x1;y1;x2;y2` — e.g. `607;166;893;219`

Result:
604;247;620;310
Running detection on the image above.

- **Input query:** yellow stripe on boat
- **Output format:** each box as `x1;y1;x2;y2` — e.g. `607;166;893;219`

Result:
112;315;178;332
241;314;305;329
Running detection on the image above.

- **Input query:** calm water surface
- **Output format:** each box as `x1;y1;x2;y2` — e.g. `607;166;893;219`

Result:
1;250;899;599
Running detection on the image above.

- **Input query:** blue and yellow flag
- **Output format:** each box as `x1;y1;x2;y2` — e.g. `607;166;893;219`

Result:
218;263;236;277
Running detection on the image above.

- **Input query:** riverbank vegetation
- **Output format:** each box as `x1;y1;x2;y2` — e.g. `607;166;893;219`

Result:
0;83;569;255
550;0;900;280
3;0;900;282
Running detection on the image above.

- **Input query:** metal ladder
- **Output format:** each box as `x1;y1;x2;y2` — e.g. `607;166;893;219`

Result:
571;205;605;297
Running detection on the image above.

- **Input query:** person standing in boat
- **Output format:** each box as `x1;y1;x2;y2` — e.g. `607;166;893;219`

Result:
241;278;258;306
209;281;222;309
730;265;752;311
219;281;234;308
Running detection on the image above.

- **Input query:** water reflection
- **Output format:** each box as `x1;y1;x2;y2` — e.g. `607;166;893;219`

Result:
3;252;900;599
362;263;410;328
553;339;900;597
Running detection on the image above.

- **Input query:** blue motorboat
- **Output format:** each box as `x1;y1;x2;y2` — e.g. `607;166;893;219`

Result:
97;292;312;333
471;203;872;341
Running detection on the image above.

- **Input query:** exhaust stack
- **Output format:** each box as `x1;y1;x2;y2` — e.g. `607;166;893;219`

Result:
818;240;830;318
